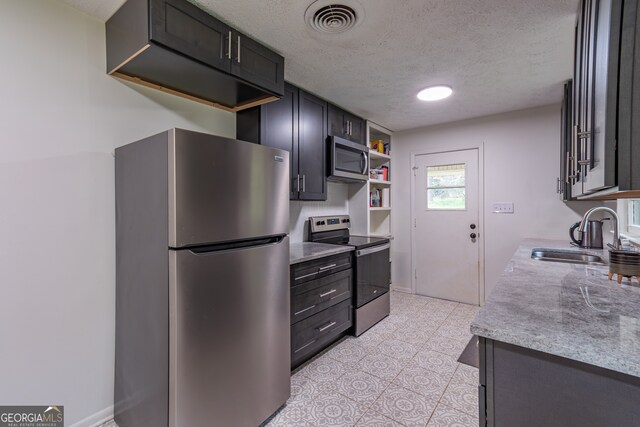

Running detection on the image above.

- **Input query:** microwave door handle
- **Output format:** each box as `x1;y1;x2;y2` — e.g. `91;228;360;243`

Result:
361;152;368;175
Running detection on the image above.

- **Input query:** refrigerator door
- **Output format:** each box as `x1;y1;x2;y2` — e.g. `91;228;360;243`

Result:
169;236;290;427
168;128;289;248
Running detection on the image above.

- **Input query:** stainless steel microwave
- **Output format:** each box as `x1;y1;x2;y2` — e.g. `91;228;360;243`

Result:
328;135;369;183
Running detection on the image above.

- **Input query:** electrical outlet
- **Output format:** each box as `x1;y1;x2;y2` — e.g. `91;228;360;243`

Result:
492;202;514;214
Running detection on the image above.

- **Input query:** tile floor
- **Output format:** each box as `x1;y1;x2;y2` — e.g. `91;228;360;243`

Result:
266;291;480;427
101;291;480;427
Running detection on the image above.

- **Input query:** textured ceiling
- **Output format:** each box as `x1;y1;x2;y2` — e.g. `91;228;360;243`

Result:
61;0;578;131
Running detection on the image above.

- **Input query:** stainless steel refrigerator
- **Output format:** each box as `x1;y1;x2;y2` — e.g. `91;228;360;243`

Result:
114;129;290;427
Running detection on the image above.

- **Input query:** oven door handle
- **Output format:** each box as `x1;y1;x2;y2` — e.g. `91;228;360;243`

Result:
356;243;391;257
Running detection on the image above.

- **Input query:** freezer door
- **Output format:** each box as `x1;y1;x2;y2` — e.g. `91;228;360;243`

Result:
169;236;290;427
169;128;289;247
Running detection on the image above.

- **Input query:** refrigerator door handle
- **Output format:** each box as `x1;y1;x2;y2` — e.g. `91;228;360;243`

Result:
188;235;286;254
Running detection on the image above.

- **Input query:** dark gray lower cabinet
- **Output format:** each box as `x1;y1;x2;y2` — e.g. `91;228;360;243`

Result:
290;253;353;369
479;338;640;427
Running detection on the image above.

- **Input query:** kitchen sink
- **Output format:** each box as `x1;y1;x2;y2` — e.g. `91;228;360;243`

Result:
531;248;607;266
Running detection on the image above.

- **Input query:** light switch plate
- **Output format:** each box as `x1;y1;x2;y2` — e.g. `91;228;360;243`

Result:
492;202;514;214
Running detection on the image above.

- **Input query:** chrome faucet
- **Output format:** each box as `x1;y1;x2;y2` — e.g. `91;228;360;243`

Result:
578;206;621;250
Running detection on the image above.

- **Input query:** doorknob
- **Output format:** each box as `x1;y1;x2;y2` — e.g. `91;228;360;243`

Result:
470;233;477;239
470;224;476;229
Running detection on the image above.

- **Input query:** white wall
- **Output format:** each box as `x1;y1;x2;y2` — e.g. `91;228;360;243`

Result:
392;105;602;299
289;183;350;242
0;2;235;426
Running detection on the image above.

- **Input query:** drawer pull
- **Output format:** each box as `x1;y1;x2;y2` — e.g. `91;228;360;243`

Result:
294;305;316;316
294;271;318;281
318;321;337;332
318;263;337;271
319;289;337;298
294;339;317;353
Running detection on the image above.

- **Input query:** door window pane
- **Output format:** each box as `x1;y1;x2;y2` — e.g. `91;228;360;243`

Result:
427;188;466;209
426;163;466;210
427;164;465;187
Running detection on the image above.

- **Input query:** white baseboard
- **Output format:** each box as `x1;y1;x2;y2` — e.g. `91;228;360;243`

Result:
391;285;412;294
69;405;114;427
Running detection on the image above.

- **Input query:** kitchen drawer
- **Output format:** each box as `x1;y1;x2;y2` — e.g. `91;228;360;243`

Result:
291;252;352;285
291;268;352;324
291;299;352;368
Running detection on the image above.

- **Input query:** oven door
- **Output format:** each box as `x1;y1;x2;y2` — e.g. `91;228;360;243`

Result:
355;243;391;307
330;136;369;182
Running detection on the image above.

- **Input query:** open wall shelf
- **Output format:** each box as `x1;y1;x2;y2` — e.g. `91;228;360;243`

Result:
348;121;393;238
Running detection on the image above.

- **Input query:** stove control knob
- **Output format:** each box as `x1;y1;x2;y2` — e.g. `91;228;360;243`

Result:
316;221;325;226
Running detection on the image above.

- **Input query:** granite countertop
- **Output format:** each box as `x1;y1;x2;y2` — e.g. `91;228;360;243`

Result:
471;238;640;378
290;242;354;265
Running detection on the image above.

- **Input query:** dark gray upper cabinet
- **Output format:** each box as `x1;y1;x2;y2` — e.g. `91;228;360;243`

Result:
298;91;328;201
566;0;633;199
236;83;327;201
328;104;366;145
106;0;284;111
231;30;285;96
560;81;573;201
583;0;621;194
617;0;640;192
149;0;231;72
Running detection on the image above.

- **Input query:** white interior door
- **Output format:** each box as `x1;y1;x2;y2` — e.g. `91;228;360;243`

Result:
413;149;479;305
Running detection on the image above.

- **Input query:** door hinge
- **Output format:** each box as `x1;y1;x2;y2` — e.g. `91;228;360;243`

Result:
414;269;417;279
414;218;417;228
412;166;418;176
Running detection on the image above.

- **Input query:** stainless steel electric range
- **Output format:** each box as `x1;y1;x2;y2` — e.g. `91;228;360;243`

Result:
309;215;391;335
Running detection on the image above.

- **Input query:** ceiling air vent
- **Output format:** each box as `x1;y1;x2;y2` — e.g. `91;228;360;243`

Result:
305;0;364;34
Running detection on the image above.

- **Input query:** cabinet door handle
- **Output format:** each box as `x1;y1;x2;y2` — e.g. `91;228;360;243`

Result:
318;263;337;271
556;177;561;194
296;174;300;192
318;321;337;332
349;121;352;135
577;130;592;166
565;153;571;184
319;289;337;298
227;31;232;59
571;125;579;182
237;35;241;63
302;174;306;192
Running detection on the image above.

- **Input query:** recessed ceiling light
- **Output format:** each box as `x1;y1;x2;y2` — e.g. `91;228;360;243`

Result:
417;85;453;101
